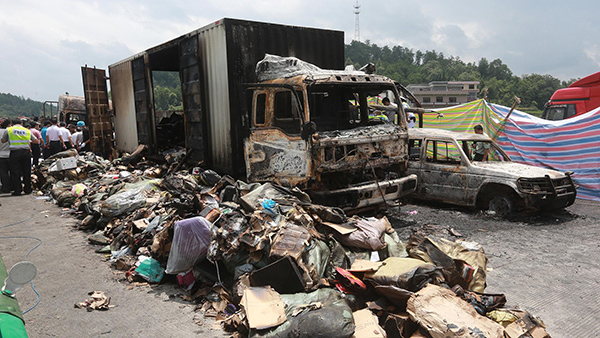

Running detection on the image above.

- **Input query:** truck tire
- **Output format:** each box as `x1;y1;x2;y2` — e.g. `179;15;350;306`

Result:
488;195;514;217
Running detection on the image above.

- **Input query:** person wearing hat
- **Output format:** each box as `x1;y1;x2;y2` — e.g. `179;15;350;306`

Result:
1;118;37;195
78;121;91;152
71;124;83;151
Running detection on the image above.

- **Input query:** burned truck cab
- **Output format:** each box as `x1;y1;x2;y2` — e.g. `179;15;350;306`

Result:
244;55;417;211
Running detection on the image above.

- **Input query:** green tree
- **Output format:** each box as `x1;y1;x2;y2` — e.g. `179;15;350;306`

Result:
344;41;569;110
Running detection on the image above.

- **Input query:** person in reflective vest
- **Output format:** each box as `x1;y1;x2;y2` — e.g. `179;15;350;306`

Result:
1;118;37;196
368;112;388;122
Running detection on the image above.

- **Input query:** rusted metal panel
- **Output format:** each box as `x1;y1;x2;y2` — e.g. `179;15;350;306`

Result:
312;124;408;174
81;66;113;158
244;129;310;187
179;35;204;160
108;61;139;153
131;55;155;151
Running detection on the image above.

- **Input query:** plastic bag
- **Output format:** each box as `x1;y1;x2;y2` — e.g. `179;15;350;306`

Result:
100;179;160;217
250;288;355;338
165;216;212;274
364;257;443;292
334;216;387;251
135;256;164;283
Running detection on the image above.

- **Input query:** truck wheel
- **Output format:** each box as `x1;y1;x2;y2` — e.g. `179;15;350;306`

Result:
488;195;514;217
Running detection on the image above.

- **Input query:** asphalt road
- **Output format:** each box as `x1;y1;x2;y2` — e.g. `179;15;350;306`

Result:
390;198;600;337
1;192;599;337
0;194;227;338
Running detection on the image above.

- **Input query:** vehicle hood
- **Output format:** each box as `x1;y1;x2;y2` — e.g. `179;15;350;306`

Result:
471;162;567;179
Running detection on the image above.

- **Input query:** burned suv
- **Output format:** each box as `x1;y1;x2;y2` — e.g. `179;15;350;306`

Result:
406;128;577;215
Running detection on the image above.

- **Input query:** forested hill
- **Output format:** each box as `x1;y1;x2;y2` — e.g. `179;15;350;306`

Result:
0;93;49;118
345;41;576;110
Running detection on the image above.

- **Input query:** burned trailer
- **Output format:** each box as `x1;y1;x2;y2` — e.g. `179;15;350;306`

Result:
244;55;417;210
108;18;344;175
107;18;415;210
57;94;86;124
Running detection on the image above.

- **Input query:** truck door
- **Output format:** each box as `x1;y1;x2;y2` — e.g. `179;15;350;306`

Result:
131;56;155;152
244;87;311;187
179;35;204;161
418;139;468;203
81;66;113;158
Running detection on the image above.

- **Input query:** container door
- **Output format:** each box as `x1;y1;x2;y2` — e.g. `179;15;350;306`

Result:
132;56;155;151
179;35;205;161
81;66;113;158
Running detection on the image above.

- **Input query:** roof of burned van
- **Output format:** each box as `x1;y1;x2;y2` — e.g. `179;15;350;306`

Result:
256;54;391;83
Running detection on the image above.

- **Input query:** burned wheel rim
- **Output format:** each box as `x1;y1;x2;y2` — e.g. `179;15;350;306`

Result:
489;195;513;216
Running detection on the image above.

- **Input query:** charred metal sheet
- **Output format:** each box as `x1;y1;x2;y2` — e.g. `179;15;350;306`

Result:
312;174;417;211
180;35;205;160
58;94;86;116
312;124;408;173
244;129;310;187
131;56;154;151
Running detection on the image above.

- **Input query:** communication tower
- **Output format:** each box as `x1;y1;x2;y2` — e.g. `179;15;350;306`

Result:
354;1;361;42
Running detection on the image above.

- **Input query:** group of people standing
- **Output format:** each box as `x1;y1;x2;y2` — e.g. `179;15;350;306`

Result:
43;118;90;157
0;117;90;196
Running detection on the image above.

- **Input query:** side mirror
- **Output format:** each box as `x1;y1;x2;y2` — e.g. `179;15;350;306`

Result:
301;121;317;141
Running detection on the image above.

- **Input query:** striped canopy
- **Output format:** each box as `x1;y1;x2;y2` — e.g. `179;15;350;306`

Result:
420;99;600;201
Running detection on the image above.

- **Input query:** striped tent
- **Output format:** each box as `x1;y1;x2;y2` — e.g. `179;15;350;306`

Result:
420;99;600;201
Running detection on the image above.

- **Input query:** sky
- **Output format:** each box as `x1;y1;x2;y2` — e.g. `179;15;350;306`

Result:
1;0;600;102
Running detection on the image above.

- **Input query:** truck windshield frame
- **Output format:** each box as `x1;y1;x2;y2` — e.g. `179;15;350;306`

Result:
541;104;577;120
307;83;400;132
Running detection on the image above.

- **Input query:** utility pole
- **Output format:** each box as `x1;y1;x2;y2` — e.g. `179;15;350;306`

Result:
354;1;361;42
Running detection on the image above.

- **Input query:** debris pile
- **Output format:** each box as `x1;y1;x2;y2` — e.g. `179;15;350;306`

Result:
35;148;551;338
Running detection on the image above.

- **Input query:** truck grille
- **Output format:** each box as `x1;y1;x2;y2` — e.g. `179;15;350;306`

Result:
517;176;574;195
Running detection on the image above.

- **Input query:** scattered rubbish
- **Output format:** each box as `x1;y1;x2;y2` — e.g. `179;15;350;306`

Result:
74;291;111;311
56;157;77;171
32;145;551;338
134;256;164;283
407;284;504;338
165;217;212;274
250;256;305;294
334;216;389;251
241;286;287;330
352;308;386;338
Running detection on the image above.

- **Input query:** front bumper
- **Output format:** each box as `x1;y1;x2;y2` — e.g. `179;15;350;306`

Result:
311;174;417;211
518;174;577;211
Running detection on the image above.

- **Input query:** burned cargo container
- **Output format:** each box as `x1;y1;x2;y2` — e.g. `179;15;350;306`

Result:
108;18;344;175
107;18;415;210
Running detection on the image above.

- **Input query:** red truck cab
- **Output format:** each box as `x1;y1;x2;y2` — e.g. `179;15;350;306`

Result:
542;71;600;120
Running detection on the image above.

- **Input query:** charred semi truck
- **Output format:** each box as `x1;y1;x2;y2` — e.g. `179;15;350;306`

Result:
106;18;416;210
245;55;416;209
